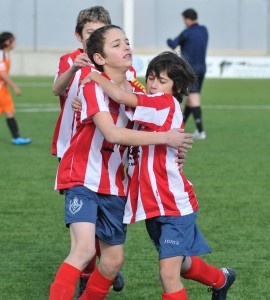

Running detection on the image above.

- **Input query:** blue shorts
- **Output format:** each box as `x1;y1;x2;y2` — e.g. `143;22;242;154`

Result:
145;212;211;259
64;185;127;245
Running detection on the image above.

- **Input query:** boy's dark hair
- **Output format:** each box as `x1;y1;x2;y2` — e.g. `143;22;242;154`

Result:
87;24;122;72
145;51;197;102
0;32;15;49
182;8;198;20
75;6;111;37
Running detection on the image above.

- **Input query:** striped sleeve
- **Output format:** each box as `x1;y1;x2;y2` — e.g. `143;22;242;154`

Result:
132;93;175;130
79;81;109;123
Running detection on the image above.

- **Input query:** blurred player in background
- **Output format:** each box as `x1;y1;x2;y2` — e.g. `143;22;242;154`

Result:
88;51;236;300
0;32;32;145
167;8;208;140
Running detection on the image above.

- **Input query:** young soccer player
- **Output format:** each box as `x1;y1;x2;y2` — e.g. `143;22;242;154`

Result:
52;6;138;159
52;6;109;159
0;32;32;145
51;7;136;295
87;51;236;299
49;25;192;300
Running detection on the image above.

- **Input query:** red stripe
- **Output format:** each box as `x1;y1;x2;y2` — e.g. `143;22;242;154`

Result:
181;174;199;211
71;125;93;183
98;139;114;194
56;124;93;188
139;147;160;217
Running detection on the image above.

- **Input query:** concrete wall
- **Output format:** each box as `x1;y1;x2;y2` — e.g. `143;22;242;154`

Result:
1;0;269;54
8;51;270;78
1;0;270;77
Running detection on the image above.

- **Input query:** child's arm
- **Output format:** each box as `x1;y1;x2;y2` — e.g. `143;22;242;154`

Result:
0;73;21;95
73;96;192;152
53;53;91;96
92;111;192;152
88;71;138;107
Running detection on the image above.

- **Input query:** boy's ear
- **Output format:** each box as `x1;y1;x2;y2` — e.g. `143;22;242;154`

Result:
75;32;82;43
93;53;105;67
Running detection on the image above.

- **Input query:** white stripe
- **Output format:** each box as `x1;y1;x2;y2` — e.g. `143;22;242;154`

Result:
14;103;270;113
56;70;80;158
148;146;165;215
16;103;58;107
133;106;170;126
16;82;52;87
166;148;194;215
15;103;59;112
85;128;103;189
16;107;59;112
123;197;134;224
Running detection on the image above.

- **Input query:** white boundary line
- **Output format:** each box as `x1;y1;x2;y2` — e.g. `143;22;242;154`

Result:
16;108;60;112
15;104;270;113
17;82;52;87
204;105;270;110
16;103;58;107
15;103;59;112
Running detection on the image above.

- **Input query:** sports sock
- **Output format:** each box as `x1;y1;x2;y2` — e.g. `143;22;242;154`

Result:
181;256;225;288
162;288;188;300
49;262;81;300
80;238;100;279
80;256;97;278
183;105;191;124
96;237;101;258
191;106;203;132
79;268;113;300
6;117;20;138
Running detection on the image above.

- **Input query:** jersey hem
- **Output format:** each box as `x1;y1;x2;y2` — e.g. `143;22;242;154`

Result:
123;208;199;224
56;182;126;197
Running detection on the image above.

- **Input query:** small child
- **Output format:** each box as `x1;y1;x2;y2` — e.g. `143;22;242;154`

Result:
88;51;236;300
0;32;31;145
52;6;109;159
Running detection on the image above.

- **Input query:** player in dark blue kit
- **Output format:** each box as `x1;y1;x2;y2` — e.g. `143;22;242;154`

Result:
167;8;208;140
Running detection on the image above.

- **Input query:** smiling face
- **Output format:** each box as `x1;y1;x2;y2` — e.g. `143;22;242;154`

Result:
146;70;174;96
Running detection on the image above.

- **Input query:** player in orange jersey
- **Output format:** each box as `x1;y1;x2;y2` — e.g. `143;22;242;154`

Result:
0;32;31;145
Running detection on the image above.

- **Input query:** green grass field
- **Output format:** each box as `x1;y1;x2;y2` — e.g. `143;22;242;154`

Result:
0;77;269;299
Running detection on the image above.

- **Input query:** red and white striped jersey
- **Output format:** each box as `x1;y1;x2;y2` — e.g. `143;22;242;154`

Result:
51;48;137;158
124;93;199;224
51;48;92;158
55;77;143;196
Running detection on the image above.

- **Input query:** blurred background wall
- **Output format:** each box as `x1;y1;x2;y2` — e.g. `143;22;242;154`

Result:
1;0;270;76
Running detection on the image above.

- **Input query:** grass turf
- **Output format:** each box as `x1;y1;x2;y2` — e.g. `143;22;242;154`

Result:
0;77;269;299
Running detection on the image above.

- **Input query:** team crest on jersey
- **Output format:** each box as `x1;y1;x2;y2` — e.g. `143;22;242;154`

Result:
69;197;83;215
